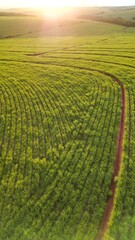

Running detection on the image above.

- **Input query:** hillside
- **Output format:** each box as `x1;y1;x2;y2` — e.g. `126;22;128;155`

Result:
0;6;135;39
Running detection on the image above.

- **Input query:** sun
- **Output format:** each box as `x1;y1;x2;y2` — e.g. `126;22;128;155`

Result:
22;0;80;19
37;0;76;19
44;7;66;20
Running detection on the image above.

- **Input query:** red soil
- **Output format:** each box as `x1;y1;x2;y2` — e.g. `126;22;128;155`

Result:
96;76;126;240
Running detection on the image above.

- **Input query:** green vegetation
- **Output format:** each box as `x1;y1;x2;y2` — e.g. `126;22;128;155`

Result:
80;15;135;27
0;7;135;240
0;6;135;38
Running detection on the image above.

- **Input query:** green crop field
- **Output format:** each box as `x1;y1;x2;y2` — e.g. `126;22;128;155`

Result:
0;7;135;240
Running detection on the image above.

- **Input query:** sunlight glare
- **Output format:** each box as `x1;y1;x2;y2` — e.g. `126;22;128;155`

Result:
44;8;65;20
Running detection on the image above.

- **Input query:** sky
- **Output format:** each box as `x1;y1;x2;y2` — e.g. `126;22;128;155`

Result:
0;0;135;8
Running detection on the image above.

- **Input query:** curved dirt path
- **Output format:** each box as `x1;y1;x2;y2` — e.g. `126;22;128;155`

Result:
96;76;126;240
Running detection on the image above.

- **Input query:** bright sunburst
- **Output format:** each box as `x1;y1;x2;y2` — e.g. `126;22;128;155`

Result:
21;0;80;19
